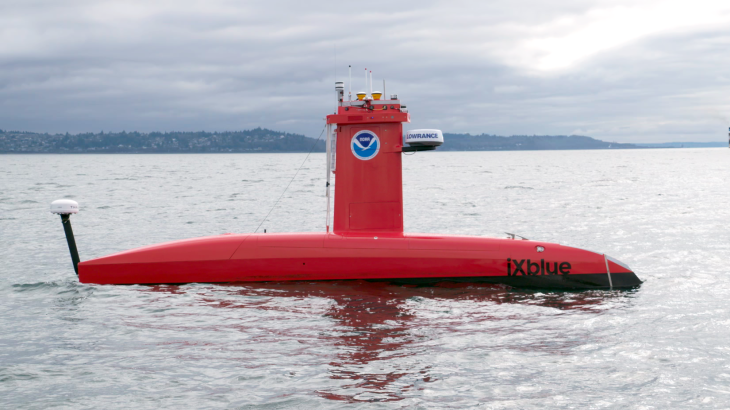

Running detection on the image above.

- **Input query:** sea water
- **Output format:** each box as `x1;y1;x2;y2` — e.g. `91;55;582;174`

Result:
1;149;729;409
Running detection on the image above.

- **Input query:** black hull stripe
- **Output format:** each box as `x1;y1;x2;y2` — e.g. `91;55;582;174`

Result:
138;272;641;290
366;272;642;290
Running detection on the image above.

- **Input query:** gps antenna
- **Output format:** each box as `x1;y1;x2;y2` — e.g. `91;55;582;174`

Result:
50;199;81;275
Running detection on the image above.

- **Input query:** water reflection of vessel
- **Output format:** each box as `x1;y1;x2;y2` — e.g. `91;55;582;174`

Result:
142;281;619;402
52;79;641;289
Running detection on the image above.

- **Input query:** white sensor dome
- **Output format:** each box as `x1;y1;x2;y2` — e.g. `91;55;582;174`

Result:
405;129;444;147
50;199;79;215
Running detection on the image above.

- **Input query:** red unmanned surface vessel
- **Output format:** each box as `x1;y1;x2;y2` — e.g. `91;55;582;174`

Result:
51;80;641;289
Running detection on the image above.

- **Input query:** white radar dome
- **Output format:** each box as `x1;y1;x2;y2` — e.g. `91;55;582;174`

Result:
405;129;444;147
50;199;79;215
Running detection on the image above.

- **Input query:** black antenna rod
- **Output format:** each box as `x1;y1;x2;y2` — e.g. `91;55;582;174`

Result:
51;199;81;276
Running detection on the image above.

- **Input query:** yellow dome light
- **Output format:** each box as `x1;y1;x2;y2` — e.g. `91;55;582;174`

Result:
356;92;366;101
372;91;382;100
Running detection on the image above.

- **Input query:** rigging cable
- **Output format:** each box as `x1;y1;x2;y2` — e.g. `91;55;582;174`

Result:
253;124;326;233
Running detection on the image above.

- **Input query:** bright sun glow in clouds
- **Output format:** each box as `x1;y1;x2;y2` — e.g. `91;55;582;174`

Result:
521;1;730;71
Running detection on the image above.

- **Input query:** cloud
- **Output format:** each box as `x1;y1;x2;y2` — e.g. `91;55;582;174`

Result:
1;0;729;142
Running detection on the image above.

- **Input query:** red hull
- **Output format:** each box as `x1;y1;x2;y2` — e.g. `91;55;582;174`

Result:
79;233;640;289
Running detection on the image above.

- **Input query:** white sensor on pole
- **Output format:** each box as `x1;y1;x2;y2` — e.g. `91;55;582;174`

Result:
50;199;79;214
50;199;81;275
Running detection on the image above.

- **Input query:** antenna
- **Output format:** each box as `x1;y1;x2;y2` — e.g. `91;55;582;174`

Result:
348;65;352;101
370;70;373;95
364;68;367;96
50;199;81;275
383;79;386;100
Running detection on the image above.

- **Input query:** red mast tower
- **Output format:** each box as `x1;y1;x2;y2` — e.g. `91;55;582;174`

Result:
326;85;410;235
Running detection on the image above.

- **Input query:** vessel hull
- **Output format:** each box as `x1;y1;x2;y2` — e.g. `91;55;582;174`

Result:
79;233;641;289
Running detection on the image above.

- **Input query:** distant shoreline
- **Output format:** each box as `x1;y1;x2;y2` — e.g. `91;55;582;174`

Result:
3;146;726;155
0;128;725;153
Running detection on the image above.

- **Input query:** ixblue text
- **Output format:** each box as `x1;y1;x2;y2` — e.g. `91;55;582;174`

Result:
507;258;572;276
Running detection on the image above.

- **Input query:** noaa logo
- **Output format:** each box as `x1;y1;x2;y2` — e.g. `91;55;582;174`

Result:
351;130;380;160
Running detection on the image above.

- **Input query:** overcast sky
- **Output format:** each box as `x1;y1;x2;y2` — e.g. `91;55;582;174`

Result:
1;0;729;142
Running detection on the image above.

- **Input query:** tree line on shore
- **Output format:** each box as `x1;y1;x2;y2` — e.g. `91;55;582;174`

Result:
0;127;639;153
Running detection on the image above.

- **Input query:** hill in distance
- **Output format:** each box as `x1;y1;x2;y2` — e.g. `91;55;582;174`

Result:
441;133;638;150
0;128;325;153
